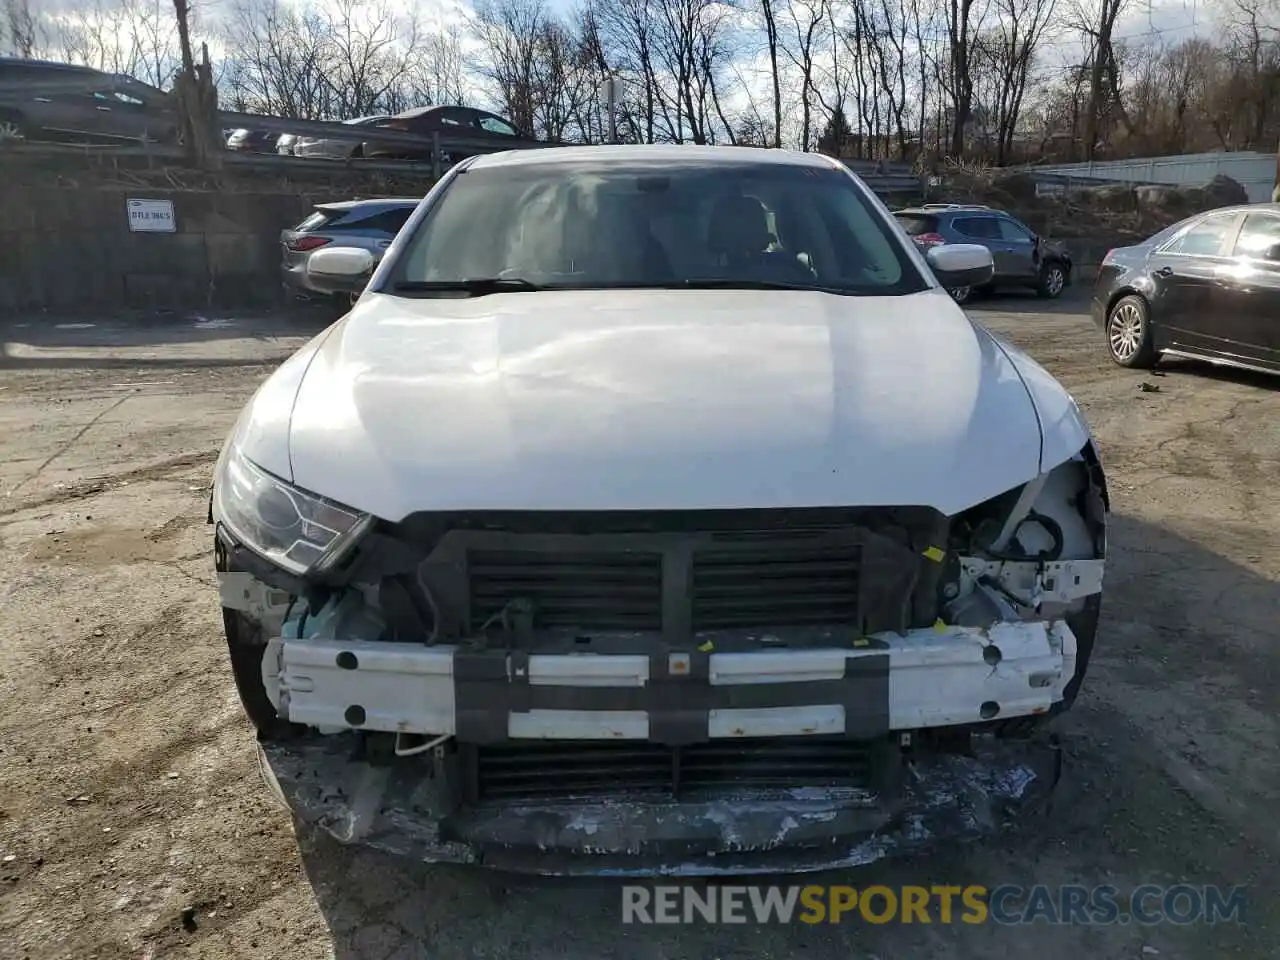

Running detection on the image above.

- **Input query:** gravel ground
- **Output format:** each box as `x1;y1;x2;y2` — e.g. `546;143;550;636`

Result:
0;293;1277;960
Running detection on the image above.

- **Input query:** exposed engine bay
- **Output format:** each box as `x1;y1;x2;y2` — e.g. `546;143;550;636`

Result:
216;442;1107;874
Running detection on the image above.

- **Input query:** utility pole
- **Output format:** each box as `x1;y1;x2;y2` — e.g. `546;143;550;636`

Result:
600;76;621;144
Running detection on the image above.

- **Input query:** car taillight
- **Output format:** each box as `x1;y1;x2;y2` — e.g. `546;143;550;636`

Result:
288;236;331;253
914;232;946;246
1101;249;1115;265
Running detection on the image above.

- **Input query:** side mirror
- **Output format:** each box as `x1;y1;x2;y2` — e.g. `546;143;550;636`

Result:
926;243;994;289
307;246;376;280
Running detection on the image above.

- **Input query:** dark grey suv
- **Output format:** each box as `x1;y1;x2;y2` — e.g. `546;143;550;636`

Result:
0;58;179;145
893;204;1073;304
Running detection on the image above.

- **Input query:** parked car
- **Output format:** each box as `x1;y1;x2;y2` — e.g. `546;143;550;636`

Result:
361;105;537;162
893;204;1073;304
293;115;391;159
1093;202;1280;373
0;57;179;145
213;145;1108;876
279;198;420;307
225;128;280;153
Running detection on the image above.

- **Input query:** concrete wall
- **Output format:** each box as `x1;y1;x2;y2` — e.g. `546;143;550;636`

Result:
1016;151;1277;203
0;186;317;314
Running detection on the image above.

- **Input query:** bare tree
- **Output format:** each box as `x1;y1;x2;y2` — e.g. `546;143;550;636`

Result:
320;0;420;116
974;0;1056;162
941;0;989;157
1071;0;1129;159
39;0;182;85
593;0;663;143
759;0;783;147
222;0;334;117
2;0;39;58
402;27;469;108
781;0;825;151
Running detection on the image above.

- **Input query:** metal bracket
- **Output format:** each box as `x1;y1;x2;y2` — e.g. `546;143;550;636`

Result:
218;571;294;622
958;557;1104;608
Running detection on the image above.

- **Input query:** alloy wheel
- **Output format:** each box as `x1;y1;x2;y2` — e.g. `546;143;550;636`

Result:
1108;301;1144;361
950;286;972;304
1045;266;1065;297
0;119;25;142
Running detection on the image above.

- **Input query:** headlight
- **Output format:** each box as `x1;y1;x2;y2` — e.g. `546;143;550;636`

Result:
214;446;371;575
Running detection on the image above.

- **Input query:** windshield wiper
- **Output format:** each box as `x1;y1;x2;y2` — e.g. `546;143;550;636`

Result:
673;278;819;291
392;277;544;296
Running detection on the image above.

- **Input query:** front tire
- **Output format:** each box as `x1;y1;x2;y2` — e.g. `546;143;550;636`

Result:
949;285;973;305
223;608;280;734
1037;261;1067;299
1106;294;1158;368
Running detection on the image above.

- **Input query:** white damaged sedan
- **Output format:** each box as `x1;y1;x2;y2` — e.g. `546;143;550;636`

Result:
211;145;1108;875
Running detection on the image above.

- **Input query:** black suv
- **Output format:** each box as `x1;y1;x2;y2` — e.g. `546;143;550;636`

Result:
893;204;1073;303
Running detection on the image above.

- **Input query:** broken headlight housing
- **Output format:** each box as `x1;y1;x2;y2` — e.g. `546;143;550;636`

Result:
214;446;372;575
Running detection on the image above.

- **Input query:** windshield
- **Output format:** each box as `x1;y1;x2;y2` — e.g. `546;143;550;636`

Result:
389;159;929;296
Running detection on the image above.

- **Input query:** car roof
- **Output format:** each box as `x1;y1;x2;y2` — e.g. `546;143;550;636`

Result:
895;204;1005;215
1195;202;1280;215
315;198;421;212
467;143;848;172
396;105;454;119
0;57;105;75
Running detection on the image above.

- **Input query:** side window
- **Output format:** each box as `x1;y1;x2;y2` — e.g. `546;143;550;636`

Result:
478;115;518;136
996;218;1033;242
113;91;145;107
440;109;472;128
333;209;416;235
1232;214;1280;261
1164;213;1236;257
364;209;415;235
953;217;999;240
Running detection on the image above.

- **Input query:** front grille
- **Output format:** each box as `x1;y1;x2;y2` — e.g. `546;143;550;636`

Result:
469;738;876;802
468;550;663;631
692;540;861;630
428;508;945;640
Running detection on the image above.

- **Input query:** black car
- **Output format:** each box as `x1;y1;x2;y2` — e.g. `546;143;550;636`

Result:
1092;203;1280;373
361;105;538;163
0;57;179;145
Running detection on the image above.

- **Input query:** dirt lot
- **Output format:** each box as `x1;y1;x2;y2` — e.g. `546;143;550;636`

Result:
0;293;1277;960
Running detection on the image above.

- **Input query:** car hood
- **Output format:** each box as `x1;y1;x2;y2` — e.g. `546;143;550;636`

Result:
279;288;1050;520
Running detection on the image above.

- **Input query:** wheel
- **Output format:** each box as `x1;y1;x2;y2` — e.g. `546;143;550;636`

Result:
0;112;27;143
1037;261;1067;299
223;608;280;733
949;286;973;305
1105;294;1158;368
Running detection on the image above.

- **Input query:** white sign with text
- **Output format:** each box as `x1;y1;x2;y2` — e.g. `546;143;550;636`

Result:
127;198;176;233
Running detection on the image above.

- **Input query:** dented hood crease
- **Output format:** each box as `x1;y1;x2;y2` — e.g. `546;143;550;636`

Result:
281;288;1047;519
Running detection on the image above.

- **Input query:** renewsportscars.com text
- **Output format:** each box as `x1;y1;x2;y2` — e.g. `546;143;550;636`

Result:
621;884;1246;926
